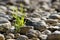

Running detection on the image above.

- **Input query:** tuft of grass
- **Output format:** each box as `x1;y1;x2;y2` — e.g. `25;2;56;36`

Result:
12;4;26;32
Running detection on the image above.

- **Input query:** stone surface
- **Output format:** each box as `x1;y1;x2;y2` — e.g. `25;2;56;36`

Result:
0;34;5;40
20;26;34;34
49;14;60;19
40;34;48;40
26;29;41;38
0;0;60;40
45;19;58;26
0;17;11;32
14;33;20;39
7;39;15;40
16;35;28;40
6;33;15;39
0;6;7;12
47;34;60;40
0;17;11;29
42;30;51;35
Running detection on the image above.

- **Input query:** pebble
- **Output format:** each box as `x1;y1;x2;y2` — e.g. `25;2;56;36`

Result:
16;35;28;40
26;29;41;38
0;34;5;40
20;26;34;34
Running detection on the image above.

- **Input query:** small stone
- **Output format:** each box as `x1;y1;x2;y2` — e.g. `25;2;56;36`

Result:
0;34;5;40
42;30;51;35
15;33;20;38
6;33;15;39
42;3;50;10
49;14;60;19
0;17;11;32
53;30;60;34
0;17;11;29
48;26;58;32
45;19;58;25
39;34;48;40
47;34;60;40
26;18;41;22
20;26;34;34
26;29;41;38
0;6;7;12
16;35;28;40
34;21;47;32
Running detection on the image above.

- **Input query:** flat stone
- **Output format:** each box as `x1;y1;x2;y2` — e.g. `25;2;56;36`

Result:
49;14;60;19
20;26;34;34
26;29;41;38
16;35;28;40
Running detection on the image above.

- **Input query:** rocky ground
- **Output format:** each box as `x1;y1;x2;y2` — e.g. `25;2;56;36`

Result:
0;0;60;40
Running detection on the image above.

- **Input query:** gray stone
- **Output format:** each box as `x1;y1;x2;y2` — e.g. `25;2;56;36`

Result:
42;3;51;10
45;19;58;26
53;30;60;34
42;30;51;35
48;26;60;32
26;18;41;22
15;33;20;39
6;33;15;39
39;34;48;40
16;35;28;40
0;13;12;20
52;1;60;11
33;21;47;32
20;26;34;34
49;14;60;19
0;17;11;29
26;29;41;38
0;17;11;32
0;6;7;12
26;18;47;32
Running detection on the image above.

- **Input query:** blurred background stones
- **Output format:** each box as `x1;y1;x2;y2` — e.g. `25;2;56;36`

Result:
0;0;60;40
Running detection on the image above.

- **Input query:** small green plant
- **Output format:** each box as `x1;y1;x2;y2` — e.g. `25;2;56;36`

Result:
12;4;25;32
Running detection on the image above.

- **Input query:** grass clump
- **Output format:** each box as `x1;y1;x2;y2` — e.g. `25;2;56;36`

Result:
12;4;26;32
